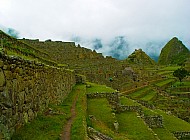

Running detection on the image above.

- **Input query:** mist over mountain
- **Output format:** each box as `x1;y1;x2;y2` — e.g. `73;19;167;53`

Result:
144;41;165;62
92;39;103;50
0;25;188;62
0;25;19;38
70;35;166;61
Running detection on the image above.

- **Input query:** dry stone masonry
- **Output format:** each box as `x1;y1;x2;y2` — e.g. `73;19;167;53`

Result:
0;53;76;139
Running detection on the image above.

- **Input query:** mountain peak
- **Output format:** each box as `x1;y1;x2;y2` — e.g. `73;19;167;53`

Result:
126;48;156;65
158;37;190;65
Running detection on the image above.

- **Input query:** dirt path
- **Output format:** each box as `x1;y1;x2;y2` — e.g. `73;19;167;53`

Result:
61;94;78;140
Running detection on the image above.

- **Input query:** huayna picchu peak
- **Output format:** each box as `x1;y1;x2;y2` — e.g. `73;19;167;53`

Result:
1;30;190;140
158;37;190;65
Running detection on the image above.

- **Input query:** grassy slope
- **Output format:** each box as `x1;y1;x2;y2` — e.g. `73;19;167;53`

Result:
116;112;156;140
155;110;190;132
129;87;150;98
155;79;175;87
86;83;128;140
86;82;116;93
140;91;157;101
152;128;177;140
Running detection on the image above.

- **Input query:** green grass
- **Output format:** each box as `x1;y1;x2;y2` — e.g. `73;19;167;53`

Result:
86;82;115;93
155;109;190;132
87;98;128;139
173;81;190;87
71;84;87;140
120;96;140;106
116;112;156;140
142;107;158;116
152;128;177;140
140;91;157;101
12;85;80;140
87;98;114;130
159;66;181;71
157;71;173;75
129;87;151;98
155;79;175;87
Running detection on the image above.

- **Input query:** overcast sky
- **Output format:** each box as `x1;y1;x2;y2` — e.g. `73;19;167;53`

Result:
0;0;190;59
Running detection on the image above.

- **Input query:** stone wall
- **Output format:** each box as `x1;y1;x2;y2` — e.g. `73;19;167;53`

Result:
86;92;118;103
143;116;163;128
88;127;113;140
0;54;76;139
117;105;143;115
137;100;155;109
173;131;190;139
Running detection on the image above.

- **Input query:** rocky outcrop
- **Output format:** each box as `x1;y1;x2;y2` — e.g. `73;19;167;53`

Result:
0;53;76;139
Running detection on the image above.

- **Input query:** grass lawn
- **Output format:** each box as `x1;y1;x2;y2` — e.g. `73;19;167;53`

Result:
87;98;128;139
129;87;151;98
155;79;175;87
119;96;140;106
155;110;190;132
116;112;156;140
152;128;177;140
86;82;115;93
159;66;180;71
87;98;114;130
140;91;157;101
157;71;173;75
142;107;158;116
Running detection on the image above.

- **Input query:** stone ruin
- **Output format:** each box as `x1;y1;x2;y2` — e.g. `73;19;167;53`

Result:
0;53;76;139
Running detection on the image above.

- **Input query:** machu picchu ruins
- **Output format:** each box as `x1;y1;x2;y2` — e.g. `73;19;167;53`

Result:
0;29;190;140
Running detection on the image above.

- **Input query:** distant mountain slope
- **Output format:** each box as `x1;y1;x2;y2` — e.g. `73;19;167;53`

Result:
126;49;156;65
158;37;190;65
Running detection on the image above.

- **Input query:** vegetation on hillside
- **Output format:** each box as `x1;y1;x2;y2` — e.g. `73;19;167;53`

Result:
158;37;190;65
127;49;156;65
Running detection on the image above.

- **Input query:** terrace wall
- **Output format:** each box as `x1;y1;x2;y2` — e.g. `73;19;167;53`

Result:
0;53;76;139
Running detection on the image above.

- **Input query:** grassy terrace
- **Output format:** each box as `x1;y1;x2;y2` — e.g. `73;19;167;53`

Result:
155;79;175;87
119;96;140;106
128;87;151;98
86;82;128;139
159;66;181;71
173;81;190;87
140;91;157;101
86;82;115;93
11;82;190;140
152;128;177;140
116;112;156;140
155;110;190;132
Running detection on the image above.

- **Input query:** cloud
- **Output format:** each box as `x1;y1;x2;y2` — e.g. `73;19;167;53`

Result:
0;25;20;38
0;0;190;59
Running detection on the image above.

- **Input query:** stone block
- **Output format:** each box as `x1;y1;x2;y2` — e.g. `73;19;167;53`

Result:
0;68;5;87
0;60;3;68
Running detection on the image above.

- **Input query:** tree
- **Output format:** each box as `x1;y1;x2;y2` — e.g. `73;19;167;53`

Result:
173;68;189;83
